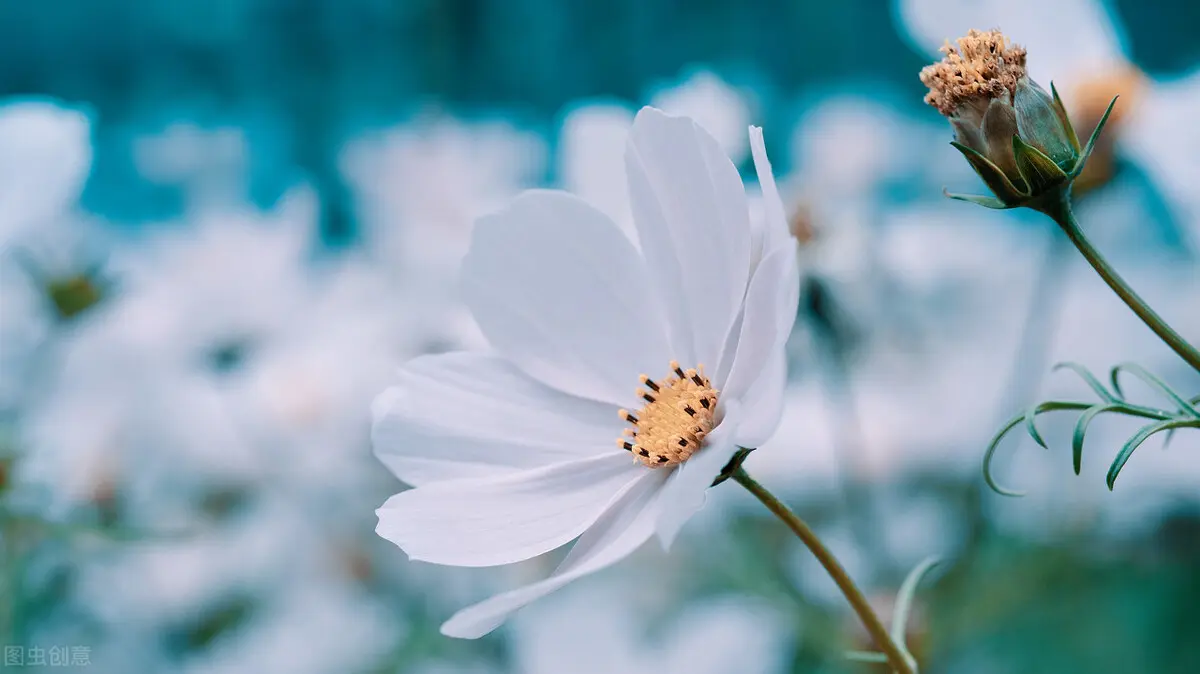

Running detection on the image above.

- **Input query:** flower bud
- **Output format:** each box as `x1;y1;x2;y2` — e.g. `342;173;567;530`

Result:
920;29;1115;211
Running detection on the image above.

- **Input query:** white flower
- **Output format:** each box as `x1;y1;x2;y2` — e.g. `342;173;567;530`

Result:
372;107;799;638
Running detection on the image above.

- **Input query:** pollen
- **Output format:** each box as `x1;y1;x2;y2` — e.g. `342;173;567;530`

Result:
616;361;718;469
919;28;1027;116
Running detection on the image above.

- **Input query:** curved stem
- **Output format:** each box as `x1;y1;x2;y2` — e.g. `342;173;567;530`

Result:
732;467;915;674
1044;195;1200;373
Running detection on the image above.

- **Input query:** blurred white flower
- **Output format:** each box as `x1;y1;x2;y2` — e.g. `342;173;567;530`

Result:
511;581;791;674
0;99;92;242
341;113;546;351
16;187;406;514
558;71;752;239
649;70;754;164
0;99;104;409
133;123;249;213
341;113;546;278
373;108;799;638
558;103;637;233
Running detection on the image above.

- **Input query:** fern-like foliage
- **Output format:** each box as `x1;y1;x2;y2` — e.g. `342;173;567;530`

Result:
984;362;1200;496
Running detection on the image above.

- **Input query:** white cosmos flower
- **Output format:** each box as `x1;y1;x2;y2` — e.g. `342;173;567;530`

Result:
372;107;799;638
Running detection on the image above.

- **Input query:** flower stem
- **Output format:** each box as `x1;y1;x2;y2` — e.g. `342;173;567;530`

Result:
732;467;915;674
1043;194;1200;373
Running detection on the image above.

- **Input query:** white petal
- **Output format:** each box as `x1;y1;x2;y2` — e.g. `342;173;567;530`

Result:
440;468;669;638
749;125;792;262
718;243;798;404
376;452;642;568
372;352;622;486
654;402;742;548
731;349;787;449
625;107;752;369
463;189;673;407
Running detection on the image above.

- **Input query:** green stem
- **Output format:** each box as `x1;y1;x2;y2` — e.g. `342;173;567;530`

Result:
732;467;915;674
1045;195;1200;373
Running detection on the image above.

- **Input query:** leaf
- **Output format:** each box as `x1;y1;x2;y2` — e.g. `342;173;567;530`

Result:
1071;404;1125;474
891;556;942;649
942;189;1012;209
1053;361;1119;402
1107;418;1200;490
1110;362;1200;418
1023;403;1051;449
984;402;1092;496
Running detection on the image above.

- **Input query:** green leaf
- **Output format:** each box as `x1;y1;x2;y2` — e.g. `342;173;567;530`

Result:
1053;361;1119;402
950;141;1028;204
891;556;941;650
1072;404;1125;474
1024;403;1051;449
1071;95;1118;178
983;402;1092;496
985;415;1028;497
1109;362;1200;418
1107;418;1200;490
942;189;1013;209
1012;135;1069;195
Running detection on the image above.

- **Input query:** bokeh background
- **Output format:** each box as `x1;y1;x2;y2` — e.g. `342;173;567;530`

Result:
1;0;1199;672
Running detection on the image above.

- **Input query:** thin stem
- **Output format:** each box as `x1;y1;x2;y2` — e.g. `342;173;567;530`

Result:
1045;195;1200;372
732;467;915;674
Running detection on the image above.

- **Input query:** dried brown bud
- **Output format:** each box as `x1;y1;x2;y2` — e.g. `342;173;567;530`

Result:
920;29;1028;122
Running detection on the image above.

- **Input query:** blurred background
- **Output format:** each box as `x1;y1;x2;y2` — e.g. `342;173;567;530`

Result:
1;0;1199;672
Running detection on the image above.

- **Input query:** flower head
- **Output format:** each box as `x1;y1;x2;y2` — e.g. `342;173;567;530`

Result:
920;29;1116;211
372;107;799;638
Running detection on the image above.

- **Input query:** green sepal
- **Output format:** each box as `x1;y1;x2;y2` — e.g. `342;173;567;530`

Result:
1012;135;1068;195
711;446;755;487
950;141;1028;204
1070;95;1118;179
942;189;1012;209
1049;81;1082;155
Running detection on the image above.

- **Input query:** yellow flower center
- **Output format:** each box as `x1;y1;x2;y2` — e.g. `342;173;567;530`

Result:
617;361;719;468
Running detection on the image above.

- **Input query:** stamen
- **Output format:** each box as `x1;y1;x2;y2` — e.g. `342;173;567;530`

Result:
639;375;661;392
617;361;720;469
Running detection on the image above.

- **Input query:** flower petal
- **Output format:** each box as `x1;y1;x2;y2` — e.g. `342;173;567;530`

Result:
625;107;752;370
731;349;787;449
463;189;673;407
372;352;622;486
440;468;669;638
749;126;791;263
376;452;643;568
654;401;742;548
718;243;799;403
